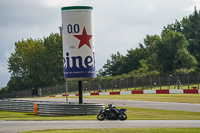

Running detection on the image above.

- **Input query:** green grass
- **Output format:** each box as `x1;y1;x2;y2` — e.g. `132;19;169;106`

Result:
20;128;200;133
1;106;200;121
69;94;200;104
0;111;95;121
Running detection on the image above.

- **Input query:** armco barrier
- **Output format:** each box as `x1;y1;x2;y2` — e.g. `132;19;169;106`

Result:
0;100;33;112
35;102;104;115
0;100;105;115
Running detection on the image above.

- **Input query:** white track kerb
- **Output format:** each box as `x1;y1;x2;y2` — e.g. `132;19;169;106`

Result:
49;89;200;97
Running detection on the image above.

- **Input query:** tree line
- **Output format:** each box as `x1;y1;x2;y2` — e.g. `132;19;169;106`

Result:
98;8;200;79
1;33;64;93
1;8;200;93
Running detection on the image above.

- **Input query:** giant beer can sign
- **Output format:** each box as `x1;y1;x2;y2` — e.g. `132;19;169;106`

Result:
61;6;95;81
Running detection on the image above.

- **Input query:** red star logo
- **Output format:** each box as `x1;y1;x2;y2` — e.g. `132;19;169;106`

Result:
73;27;93;49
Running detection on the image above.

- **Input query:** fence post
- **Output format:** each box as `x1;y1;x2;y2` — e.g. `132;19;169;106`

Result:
142;78;144;90
120;79;122;91
150;77;152;90
112;81;114;92
177;75;179;89
168;76;170;89
127;78;128;91
188;75;190;90
198;75;199;89
159;76;161;90
104;81;106;92
134;79;136;91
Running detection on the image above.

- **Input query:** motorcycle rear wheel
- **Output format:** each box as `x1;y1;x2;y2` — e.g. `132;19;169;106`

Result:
97;113;105;121
118;112;127;120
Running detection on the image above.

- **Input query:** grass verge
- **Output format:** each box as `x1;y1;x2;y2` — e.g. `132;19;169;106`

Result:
77;94;200;104
1;106;200;121
20;128;200;133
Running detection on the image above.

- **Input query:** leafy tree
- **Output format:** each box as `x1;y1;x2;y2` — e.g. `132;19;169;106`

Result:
0;86;8;93
143;35;163;73
7;33;64;92
98;8;200;79
123;46;146;73
98;46;147;77
98;52;125;76
173;68;196;75
40;33;64;87
7;38;44;91
128;59;160;78
135;30;197;76
159;30;197;74
165;8;200;69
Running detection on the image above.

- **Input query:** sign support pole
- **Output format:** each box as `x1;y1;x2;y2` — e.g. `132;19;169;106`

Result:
78;81;83;104
66;81;68;103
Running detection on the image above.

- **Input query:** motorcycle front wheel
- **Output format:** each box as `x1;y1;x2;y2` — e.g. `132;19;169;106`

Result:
118;112;127;120
97;113;105;121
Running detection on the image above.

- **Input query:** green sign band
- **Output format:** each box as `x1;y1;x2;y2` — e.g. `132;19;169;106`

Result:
61;6;93;11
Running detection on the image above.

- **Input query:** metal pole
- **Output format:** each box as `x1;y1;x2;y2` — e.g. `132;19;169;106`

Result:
112;81;114;92
168;76;170;89
142;78;144;90
188;75;190;89
159;76;161;90
66;81;68;103
78;81;83;104
134;79;136;90
127;78;128;91
105;81;107;92
150;77;152;90
198;75;199;89
120;79;122;91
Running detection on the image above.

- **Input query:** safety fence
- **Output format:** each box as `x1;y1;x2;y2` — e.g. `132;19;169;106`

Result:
39;75;200;96
0;100;105;115
1;75;200;98
0;90;32;99
50;89;200;98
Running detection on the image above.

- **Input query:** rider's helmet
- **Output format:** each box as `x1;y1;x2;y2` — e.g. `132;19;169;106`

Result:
108;103;115;108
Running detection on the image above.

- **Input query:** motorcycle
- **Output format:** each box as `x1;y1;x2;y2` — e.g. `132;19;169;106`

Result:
97;103;127;121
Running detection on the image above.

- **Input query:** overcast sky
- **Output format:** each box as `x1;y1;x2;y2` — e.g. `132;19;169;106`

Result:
0;0;199;88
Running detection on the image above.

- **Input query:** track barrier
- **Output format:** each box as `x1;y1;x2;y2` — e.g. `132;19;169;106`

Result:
50;89;200;98
0;100;105;115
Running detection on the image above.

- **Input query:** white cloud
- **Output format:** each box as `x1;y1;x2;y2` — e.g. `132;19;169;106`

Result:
146;4;155;11
0;0;199;88
182;0;200;12
29;0;78;8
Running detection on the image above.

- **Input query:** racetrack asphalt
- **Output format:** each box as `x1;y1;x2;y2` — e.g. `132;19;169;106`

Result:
1;120;200;133
2;97;199;132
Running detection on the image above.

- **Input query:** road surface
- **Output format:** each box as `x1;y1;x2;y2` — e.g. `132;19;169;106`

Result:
0;120;200;133
3;98;199;132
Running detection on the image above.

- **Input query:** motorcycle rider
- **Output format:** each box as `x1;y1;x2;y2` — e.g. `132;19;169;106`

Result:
97;103;127;120
107;103;118;113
